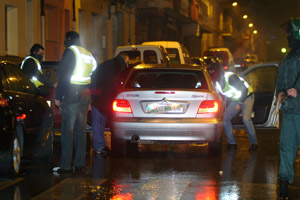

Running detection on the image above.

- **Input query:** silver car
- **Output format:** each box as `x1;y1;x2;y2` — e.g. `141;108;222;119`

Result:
110;64;224;154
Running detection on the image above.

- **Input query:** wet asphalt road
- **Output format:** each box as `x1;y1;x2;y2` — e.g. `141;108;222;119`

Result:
1;129;300;199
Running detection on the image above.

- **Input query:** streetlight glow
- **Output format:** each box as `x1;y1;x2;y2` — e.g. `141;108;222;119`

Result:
232;2;238;7
243;15;248;19
253;30;258;34
281;48;287;53
248;23;254;28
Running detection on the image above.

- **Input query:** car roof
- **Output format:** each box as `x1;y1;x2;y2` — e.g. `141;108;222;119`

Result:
117;44;164;49
131;63;205;71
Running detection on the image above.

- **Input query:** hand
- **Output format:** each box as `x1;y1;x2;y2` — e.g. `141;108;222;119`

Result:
287;88;297;98
278;92;283;103
55;99;61;107
235;104;241;111
53;82;58;88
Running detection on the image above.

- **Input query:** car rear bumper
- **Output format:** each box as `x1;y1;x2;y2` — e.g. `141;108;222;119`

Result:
111;118;223;143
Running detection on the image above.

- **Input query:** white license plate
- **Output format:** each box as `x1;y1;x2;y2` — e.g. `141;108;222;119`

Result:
145;103;185;114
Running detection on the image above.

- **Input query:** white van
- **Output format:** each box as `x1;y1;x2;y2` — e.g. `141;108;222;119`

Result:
142;41;191;64
114;45;169;67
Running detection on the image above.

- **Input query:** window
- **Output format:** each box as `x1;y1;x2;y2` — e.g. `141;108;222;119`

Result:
122;51;142;64
126;70;208;89
244;66;277;93
166;48;180;64
143;50;158;64
5;5;18;55
3;64;35;94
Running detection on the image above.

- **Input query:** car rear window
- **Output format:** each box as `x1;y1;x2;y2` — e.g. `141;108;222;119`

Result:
125;69;208;89
166;48;180;64
143;50;158;64
121;51;142;64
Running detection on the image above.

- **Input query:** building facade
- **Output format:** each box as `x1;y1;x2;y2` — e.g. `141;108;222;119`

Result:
0;0;136;63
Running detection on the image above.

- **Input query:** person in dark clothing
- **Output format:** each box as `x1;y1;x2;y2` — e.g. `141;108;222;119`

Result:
276;18;300;199
52;31;97;173
20;44;56;92
90;53;129;157
207;59;225;85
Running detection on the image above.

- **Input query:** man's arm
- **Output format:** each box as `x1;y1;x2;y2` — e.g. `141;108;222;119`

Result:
55;49;75;104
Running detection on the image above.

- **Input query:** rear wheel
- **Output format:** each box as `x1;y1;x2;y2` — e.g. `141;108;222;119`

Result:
0;132;21;178
208;138;222;155
111;133;126;157
36;118;54;163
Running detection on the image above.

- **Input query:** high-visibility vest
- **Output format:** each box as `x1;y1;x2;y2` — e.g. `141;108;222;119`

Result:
216;71;253;101
20;56;44;87
68;45;97;85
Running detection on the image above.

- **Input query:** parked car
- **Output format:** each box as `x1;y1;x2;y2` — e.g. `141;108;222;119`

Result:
0;61;54;178
232;61;280;128
203;47;235;71
110;64;224;155
114;44;170;68
142;41;191;64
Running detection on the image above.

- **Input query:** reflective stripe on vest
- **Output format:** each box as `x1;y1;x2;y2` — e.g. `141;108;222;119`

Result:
68;45;97;85
20;56;44;87
216;72;253;101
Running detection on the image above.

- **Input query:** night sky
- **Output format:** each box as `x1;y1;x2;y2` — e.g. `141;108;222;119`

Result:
237;0;300;61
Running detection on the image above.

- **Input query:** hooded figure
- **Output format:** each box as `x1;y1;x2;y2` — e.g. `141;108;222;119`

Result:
276;18;300;199
90;52;129;156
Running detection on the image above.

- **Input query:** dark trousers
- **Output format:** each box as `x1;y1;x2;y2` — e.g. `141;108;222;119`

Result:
91;106;107;151
59;92;90;170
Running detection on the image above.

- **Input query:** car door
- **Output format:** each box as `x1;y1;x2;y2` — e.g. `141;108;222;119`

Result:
232;62;280;129
2;64;41;132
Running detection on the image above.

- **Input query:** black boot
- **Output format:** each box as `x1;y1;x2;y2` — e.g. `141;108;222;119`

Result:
279;179;288;199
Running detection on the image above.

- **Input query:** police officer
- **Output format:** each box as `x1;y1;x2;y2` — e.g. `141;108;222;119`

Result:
20;44;56;91
276;18;300;199
216;71;258;151
52;31;97;173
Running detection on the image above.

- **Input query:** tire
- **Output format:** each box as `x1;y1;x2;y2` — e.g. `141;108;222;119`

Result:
0;132;21;178
208;138;222;155
37;118;54;163
111;133;126;157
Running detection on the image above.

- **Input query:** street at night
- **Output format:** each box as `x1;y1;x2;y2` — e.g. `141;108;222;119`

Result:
1;129;300;199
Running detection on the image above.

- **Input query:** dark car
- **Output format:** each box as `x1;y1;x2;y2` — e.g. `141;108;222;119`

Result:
0;61;54;178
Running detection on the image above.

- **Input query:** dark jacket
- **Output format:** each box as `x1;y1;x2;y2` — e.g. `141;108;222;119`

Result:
55;49;76;101
90;55;127;115
21;54;54;88
276;48;300;114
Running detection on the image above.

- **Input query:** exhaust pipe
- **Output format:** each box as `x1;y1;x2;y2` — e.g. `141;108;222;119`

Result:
131;135;140;143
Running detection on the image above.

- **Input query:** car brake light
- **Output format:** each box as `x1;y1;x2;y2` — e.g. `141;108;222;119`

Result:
0;97;8;107
113;99;132;113
224;66;228;70
197;100;219;114
17;114;26;120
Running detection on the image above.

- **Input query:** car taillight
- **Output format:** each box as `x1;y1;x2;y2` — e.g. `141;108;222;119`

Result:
17;114;26;120
0;97;8;107
113;99;132;113
224;66;228;70
197;100;219;114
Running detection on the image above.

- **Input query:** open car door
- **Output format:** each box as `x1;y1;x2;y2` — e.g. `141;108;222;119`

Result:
232;62;280;129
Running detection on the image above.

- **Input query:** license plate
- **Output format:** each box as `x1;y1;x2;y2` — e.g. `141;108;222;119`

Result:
145;102;185;114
